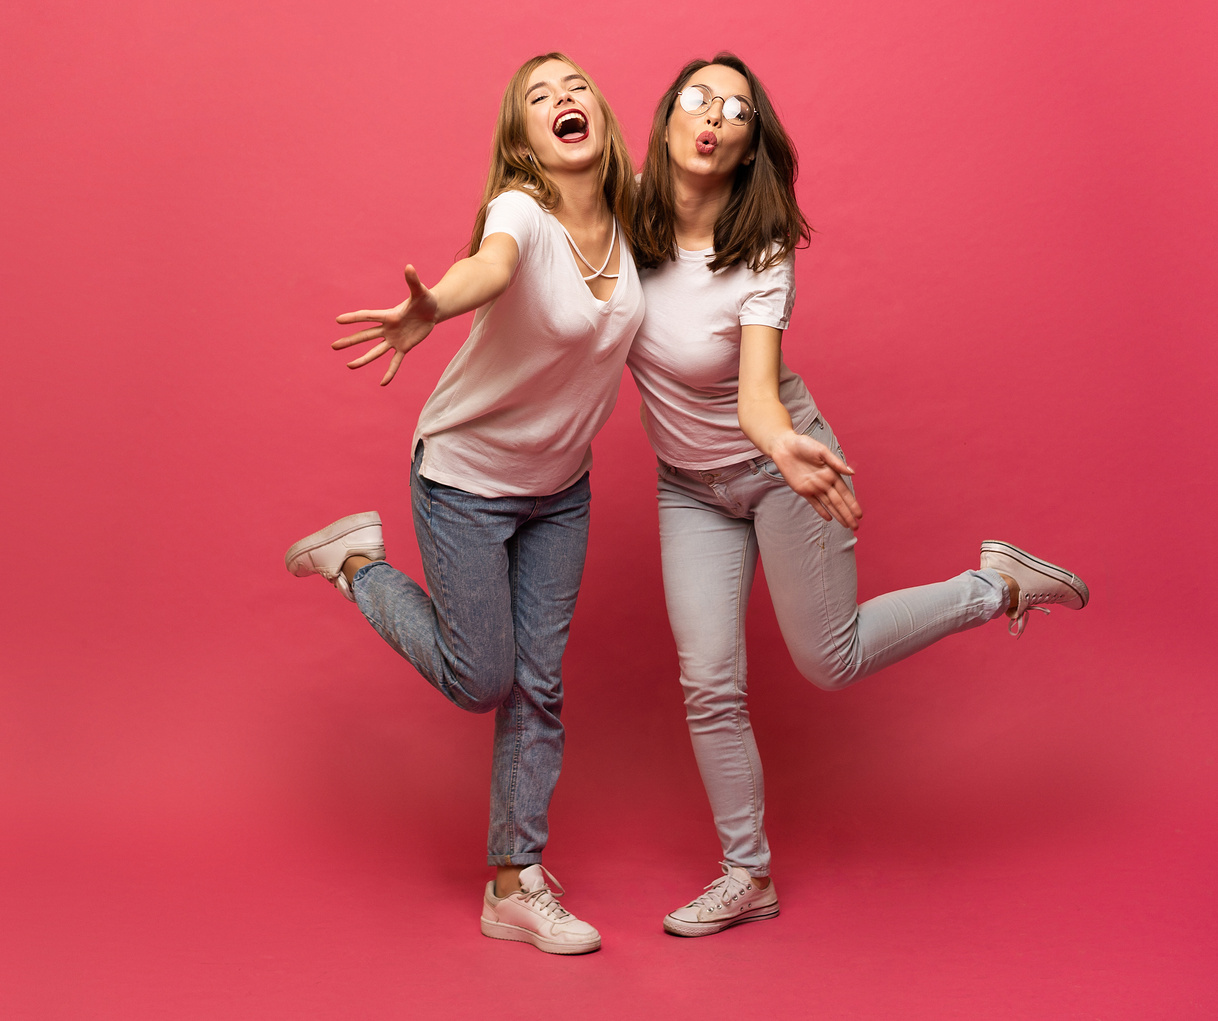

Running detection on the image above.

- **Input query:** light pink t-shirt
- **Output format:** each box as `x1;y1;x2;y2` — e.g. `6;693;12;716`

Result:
628;248;817;470
413;190;645;498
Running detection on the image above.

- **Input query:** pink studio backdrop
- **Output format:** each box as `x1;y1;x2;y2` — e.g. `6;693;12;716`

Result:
2;0;1215;1018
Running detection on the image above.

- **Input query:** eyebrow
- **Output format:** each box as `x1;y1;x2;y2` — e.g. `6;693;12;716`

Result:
525;74;587;97
691;82;751;98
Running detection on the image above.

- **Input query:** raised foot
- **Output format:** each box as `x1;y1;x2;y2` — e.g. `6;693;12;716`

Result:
979;539;1089;637
284;511;385;602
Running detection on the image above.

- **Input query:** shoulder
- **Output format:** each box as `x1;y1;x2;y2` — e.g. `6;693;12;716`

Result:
759;247;795;277
488;188;545;218
738;249;796;323
483;189;549;249
741;249;795;292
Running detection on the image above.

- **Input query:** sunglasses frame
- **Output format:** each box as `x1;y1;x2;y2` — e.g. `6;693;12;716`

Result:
676;84;757;125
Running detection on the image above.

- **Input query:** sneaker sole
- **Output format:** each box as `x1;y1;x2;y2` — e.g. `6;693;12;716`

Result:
662;904;780;937
284;511;383;577
979;540;1089;608
479;917;601;955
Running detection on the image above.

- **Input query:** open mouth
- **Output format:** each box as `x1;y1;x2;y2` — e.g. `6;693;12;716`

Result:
696;131;718;155
553;110;589;143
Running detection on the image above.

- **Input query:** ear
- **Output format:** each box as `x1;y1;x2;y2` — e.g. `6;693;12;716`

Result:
743;149;756;166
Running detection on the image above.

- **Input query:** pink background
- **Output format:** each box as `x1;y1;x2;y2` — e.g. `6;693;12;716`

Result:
3;0;1215;1017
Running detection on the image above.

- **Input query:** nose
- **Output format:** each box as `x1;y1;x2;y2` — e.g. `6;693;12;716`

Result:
704;98;724;126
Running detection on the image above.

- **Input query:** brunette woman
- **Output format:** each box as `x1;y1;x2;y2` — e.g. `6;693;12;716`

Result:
629;53;1088;937
285;54;643;954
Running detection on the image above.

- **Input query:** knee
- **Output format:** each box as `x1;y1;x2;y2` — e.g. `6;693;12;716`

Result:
680;673;741;725
790;650;858;692
449;662;515;713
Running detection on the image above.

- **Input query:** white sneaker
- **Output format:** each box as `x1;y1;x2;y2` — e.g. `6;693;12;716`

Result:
979;539;1089;637
663;863;779;937
284;512;385;602
480;865;601;955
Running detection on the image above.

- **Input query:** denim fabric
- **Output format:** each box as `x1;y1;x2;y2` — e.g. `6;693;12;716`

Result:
656;414;1009;876
353;447;590;867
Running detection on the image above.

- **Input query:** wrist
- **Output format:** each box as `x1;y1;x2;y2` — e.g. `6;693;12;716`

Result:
766;428;801;462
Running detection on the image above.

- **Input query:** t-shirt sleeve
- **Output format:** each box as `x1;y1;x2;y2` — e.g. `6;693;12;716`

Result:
481;190;540;257
739;254;796;329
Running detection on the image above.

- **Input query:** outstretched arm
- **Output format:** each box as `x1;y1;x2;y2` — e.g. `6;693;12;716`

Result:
332;232;520;386
737;324;863;530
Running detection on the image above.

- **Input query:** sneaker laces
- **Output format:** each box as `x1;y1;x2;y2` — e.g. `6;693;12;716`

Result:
1008;605;1051;637
687;863;752;911
520;866;574;922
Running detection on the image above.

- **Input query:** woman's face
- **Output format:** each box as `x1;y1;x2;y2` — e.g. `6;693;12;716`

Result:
521;58;607;175
664;63;755;181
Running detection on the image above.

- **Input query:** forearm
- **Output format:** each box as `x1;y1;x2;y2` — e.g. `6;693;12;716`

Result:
737;323;800;458
429;252;513;323
738;392;798;459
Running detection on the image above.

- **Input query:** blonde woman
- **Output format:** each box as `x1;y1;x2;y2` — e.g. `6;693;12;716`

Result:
285;54;642;954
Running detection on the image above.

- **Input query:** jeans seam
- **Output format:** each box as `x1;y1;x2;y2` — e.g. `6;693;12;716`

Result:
420;482;460;703
503;527;522;858
731;520;765;862
866;589;997;662
813;516;858;682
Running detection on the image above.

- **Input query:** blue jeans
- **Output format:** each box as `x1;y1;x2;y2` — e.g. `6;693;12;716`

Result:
657;415;1009;876
352;447;590;867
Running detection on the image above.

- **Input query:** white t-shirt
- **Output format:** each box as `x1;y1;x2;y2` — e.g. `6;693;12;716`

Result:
413;190;645;498
628;248;817;470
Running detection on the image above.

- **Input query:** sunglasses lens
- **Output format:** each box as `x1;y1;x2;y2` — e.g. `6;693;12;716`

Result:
679;87;708;114
722;97;750;123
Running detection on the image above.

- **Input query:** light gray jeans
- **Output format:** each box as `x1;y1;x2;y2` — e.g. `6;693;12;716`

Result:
656;414;1009;876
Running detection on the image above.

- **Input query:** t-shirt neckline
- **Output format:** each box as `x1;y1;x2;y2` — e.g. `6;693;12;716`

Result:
543;208;624;313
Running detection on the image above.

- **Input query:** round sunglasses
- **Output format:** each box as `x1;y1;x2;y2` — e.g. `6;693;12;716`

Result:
676;84;756;125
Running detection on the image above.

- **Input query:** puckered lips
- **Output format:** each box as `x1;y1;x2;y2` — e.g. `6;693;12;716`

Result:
696;130;718;155
552;108;590;143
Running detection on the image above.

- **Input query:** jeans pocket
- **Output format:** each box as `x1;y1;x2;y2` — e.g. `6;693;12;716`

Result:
759;415;823;481
759;458;785;481
807;415;847;462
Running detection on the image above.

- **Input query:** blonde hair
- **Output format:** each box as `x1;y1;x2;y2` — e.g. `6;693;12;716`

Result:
468;53;636;256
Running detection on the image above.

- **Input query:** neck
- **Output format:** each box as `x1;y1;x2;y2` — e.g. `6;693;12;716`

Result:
671;165;734;250
551;167;609;228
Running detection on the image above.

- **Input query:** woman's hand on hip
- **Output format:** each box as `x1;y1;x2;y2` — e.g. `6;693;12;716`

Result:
770;431;863;530
333;265;438;386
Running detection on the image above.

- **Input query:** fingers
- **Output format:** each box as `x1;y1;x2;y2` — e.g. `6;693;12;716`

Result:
336;308;394;326
821;485;862;530
332;325;387;351
380;349;406;386
822;477;863;529
793;435;854;476
824;450;854;476
807;498;833;523
794;469;862;529
403;264;428;299
345;340;391;369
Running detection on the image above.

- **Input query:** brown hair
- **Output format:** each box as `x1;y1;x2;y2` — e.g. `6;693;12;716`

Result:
468;53;636;257
633;53;811;272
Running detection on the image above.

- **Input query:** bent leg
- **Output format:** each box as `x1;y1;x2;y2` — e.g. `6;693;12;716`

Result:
658;471;771;877
352;454;517;713
756;417;1008;691
487;475;591;867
